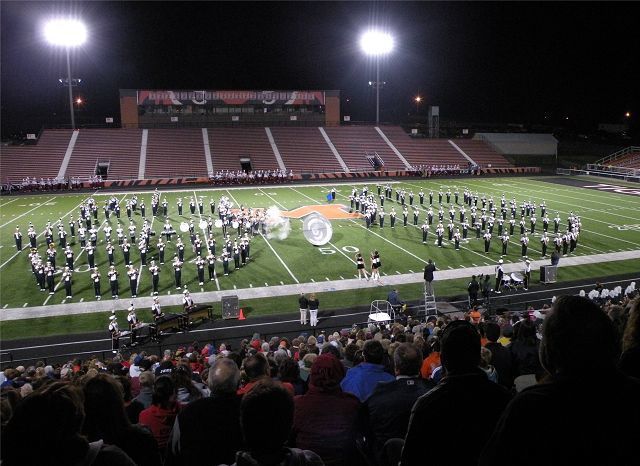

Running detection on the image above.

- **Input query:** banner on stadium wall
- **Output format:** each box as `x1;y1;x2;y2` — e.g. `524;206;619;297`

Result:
137;90;325;106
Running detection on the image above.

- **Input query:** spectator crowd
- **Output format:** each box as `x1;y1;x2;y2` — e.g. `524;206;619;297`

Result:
1;293;639;466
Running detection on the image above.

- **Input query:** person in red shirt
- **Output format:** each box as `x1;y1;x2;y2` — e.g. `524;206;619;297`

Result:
138;375;181;455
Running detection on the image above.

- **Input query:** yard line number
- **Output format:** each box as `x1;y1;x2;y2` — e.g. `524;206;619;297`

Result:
318;245;359;255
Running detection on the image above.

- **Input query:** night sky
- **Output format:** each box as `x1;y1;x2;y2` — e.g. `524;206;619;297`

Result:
1;1;638;136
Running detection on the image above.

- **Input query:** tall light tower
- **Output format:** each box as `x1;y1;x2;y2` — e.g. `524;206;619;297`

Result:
44;19;87;130
360;30;394;125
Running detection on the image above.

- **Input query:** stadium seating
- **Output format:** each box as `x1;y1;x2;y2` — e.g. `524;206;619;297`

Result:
0;129;73;182
453;139;512;168
65;129;142;180
208;128;279;172
609;151;640;169
268;127;342;173
378;126;467;167
145;128;209;178
324;126;407;171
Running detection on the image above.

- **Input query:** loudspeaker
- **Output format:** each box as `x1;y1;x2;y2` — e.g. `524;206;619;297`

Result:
221;295;240;319
540;265;557;283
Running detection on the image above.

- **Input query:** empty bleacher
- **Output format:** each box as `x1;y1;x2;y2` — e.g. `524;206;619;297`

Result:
269;127;341;173
145;129;208;178
0;130;73;182
208;128;279;172
65;129;142;180
378;126;467;167
453;139;512;168
323;126;407;171
609;151;640;169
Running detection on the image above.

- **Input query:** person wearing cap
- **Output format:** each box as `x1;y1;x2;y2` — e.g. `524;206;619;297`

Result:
151;296;163;321
14;226;22;251
127;304;139;346
495;259;504;294
91;267;102;300
182;289;194;311
108;265;119;299
127;265;139;298
109;314;120;354
61;266;73;299
523;259;531;291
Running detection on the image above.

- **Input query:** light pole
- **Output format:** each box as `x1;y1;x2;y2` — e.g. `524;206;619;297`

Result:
44;19;87;130
415;96;422;114
360;30;394;125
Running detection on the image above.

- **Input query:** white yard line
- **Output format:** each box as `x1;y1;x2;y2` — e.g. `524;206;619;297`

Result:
191;190;220;290
462;179;640;248
42;194;127;305
0;194;60;229
258;231;299;284
0;198;20;208
0;198;87;270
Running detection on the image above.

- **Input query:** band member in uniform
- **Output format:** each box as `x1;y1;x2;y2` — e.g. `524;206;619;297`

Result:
541;232;549;257
69;217;76;237
378;209;385;228
91;267;101;300
122;238;131;265
484;231;492;253
356;252;369;280
436;223;444;247
509;218;516;236
402;207;409;227
501;233;509;256
45;261;55;294
562;232;569;255
64;246;74;271
210;198;216;215
206;252;217;281
173;255;183;289
419;190;425;205
390;208;396;228
86;243;96;269
177;198;183;216
462;221;469;239
106;241;115;266
413;208;419;226
14;226;22;251
108;314;120;354
62;266;73;299
523;259;531;290
35;261;46;291
448;221;455;241
127;303;139;346
139;240;147;267
190;198;196;215
176;237;185;262
421;221;429;244
427;207;434;226
140;200;146;218
453;228;461;250
108;265;119;299
196;255;206;285
28;225;37;248
162;198;168;217
222;250;230;276
182;289;195;311
554;213;561;234
299;293;309;325
495;259;504;294
530;215;537;234
308;293;319;327
521;233;529;257
127;265;139;298
151;296;163;320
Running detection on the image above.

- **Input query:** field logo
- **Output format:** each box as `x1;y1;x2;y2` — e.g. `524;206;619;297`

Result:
583;183;640;196
608;224;640;232
283;204;362;220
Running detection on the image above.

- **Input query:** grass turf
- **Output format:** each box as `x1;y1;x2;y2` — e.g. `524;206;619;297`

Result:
1;176;639;336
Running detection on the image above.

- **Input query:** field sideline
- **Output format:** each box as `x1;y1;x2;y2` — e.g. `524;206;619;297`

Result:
1;176;639;314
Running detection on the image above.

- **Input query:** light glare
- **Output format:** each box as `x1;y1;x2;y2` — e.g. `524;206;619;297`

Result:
360;30;394;56
44;19;87;47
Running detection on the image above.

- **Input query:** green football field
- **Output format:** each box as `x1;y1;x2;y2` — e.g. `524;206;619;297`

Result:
1;176;639;311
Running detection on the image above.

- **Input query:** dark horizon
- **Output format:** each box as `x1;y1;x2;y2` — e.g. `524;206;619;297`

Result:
1;1;638;137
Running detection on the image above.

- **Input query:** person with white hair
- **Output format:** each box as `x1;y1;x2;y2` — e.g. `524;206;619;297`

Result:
108;313;120;354
182;288;194;311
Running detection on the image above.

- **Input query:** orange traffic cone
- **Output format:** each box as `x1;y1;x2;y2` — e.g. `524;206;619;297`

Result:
238;308;246;320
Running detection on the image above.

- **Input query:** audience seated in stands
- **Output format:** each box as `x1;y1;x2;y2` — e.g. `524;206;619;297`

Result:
397;320;512;466
340;340;394;402
291;353;360;466
479;295;640;465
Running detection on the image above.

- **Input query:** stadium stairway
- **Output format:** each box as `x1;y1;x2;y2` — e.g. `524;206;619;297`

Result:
2;249;639;321
377;127;468;168
269;127;343;173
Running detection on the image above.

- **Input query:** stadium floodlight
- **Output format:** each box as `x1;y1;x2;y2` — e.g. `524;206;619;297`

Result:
44;19;87;130
360;30;394;125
